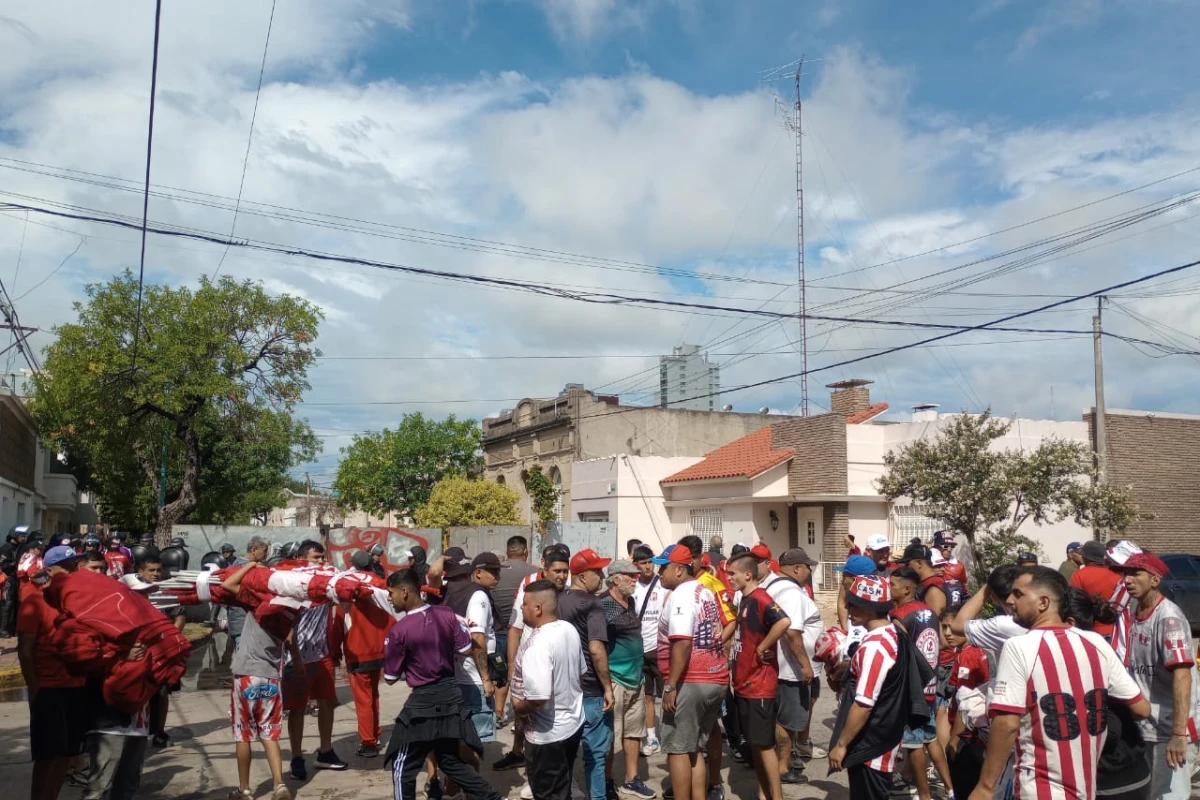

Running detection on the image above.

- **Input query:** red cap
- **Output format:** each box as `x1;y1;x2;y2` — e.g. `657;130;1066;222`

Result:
769;559;780;574
570;548;613;575
1122;552;1169;578
701;553;712;568
845;575;892;612
750;543;771;560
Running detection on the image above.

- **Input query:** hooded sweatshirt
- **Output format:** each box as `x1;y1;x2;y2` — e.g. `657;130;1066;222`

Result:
337;567;396;673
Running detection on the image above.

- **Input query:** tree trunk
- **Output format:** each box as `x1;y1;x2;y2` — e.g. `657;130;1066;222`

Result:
154;426;201;548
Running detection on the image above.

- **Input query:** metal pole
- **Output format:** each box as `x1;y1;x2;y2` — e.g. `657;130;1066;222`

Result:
158;429;167;509
1093;296;1107;538
794;58;809;416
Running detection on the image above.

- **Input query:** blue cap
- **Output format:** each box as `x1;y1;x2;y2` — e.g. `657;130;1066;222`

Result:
650;544;678;565
44;545;80;569
833;554;877;577
1066;541;1082;553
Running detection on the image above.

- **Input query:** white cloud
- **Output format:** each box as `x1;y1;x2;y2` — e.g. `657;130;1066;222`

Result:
2;3;1200;483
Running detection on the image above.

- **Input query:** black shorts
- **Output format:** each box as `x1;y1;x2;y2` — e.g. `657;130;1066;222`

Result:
642;652;662;697
30;686;91;760
809;679;820;700
734;696;779;748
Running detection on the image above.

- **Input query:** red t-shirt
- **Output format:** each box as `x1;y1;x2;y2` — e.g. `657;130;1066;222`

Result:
942;560;968;585
105;550;132;579
17;590;85;688
733;587;789;699
848;546;862;556
1070;564;1123;638
948;644;990;691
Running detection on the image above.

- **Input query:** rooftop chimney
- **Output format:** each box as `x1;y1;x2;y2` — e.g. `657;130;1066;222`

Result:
826;378;873;417
911;403;940;423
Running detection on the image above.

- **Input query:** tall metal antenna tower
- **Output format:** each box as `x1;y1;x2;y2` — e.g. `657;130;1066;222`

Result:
784;57;808;416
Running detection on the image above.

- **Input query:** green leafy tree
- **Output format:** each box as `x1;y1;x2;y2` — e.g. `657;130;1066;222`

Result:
29;272;322;543
876;410;1139;577
525;465;560;529
333;413;482;519
414;477;521;528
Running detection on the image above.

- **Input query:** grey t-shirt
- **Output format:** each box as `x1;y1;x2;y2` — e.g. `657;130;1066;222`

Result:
231;613;285;679
493;559;539;630
1127;596;1200;742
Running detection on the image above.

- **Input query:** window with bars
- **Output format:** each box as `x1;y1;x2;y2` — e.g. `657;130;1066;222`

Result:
890;504;943;549
689;508;723;549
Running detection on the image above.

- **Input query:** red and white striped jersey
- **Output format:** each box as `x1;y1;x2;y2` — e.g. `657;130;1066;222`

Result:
849;623;902;773
1106;580;1131;664
990;625;1143;800
509;569;572;631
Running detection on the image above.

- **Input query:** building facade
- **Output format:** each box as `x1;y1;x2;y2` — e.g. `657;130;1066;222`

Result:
657;344;720;411
482;384;789;524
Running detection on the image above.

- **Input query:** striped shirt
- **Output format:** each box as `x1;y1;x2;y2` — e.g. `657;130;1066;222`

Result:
849;624;902;772
990;626;1143;800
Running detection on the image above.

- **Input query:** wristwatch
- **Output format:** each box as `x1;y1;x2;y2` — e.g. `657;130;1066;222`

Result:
663;684;676;693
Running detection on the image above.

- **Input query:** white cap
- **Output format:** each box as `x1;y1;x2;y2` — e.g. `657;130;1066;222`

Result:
930;549;948;567
120;573;158;593
865;534;891;552
1106;539;1143;566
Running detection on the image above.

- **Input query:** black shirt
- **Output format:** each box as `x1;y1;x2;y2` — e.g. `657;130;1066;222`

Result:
556;589;609;697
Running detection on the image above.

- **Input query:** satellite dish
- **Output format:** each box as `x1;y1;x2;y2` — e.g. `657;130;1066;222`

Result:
759;407;770;415
722;404;733;412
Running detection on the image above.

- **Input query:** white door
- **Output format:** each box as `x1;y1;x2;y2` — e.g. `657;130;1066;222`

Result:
797;507;825;589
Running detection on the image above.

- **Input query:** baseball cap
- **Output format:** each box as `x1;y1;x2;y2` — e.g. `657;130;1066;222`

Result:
120;573;158;593
443;558;473;578
1080;540;1107;563
470;552;509;571
1121;552;1169;578
749;543;772;560
350;550;373;571
369;544;385;556
570;548;612;575
43;545;80;569
606;559;639;576
1106;539;1143;566
845;575;892;613
930;549;947;568
1016;551;1038;564
901;543;933;564
219;543;235;554
779;547;818;567
833;554;877;577
1066;541;1082;554
444;547;466;561
651;544;693;566
730;543;749;557
865;534;891;552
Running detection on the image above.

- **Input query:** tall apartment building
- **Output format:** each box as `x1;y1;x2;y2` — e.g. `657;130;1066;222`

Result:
658;344;720;411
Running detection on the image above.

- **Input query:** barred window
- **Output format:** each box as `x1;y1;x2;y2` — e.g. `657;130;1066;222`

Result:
689;508;723;549
890;504;943;550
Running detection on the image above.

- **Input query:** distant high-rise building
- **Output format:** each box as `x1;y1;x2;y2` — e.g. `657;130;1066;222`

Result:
658;344;720;411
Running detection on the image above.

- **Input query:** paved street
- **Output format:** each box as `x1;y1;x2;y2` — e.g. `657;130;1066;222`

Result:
0;631;850;800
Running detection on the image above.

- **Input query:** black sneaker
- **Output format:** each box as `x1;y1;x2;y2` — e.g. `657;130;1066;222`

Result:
663;781;674;800
426;777;443;800
151;733;171;748
315;749;348;770
290;757;306;781
356;743;380;758
606;780;619;800
492;752;525;771
780;771;807;785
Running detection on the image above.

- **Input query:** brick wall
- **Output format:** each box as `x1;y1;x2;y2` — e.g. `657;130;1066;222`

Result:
830;387;870;416
771;413;848;495
1085;410;1200;553
0;404;36;490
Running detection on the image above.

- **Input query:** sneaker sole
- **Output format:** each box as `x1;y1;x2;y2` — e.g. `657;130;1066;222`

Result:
618;790;657;800
314;763;349;770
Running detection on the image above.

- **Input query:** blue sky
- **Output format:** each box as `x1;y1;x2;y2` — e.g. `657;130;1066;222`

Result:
2;0;1200;487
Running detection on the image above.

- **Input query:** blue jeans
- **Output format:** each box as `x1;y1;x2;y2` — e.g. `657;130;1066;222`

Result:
581;694;614;800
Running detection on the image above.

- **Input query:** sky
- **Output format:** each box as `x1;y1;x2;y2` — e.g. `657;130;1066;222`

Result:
2;0;1200;488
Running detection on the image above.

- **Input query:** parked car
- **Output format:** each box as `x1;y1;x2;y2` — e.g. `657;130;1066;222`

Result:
1159;554;1200;635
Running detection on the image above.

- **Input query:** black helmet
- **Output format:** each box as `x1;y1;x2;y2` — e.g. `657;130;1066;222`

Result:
7;524;30;542
169;537;185;549
281;541;300;560
199;551;223;569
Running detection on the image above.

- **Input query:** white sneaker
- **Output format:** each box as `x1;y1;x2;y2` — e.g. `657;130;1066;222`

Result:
519;783;534;800
641;737;661;756
271;785;292;800
796;742;827;759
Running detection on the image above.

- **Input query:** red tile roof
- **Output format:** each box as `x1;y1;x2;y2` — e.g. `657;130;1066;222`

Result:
847;402;889;424
661;427;794;484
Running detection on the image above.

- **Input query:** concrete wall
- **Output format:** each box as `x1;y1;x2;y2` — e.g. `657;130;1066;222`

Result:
580;408;779;462
173;524;322;556
446;526;528;559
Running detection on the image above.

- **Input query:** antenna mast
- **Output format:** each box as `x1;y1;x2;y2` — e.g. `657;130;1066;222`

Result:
785;57;808;416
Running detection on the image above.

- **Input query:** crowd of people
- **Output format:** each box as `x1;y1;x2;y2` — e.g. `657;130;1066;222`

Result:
3;524;1197;800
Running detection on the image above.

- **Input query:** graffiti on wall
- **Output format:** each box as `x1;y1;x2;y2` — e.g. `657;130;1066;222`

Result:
325;527;438;571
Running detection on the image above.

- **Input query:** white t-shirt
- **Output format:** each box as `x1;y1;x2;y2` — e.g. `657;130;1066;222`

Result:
762;573;823;680
89;702;151;737
964;614;1026;660
989;626;1143;800
633;576;670;654
455;589;495;686
512;619;586;745
510;571;572;631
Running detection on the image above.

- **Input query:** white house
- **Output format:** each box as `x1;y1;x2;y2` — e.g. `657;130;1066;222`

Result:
570;455;701;555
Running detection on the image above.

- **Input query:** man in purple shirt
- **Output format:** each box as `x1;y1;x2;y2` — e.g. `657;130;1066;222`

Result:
382;569;503;800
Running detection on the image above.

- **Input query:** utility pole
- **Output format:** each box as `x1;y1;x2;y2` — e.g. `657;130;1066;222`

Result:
784;56;809;416
1092;296;1107;540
